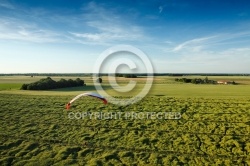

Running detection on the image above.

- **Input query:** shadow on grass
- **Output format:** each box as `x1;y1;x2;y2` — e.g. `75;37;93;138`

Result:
50;85;112;92
154;94;165;96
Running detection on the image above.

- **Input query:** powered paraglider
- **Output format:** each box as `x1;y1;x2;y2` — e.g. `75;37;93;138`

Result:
66;92;107;110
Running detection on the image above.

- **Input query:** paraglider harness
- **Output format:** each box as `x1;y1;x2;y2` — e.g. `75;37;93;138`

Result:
66;103;71;110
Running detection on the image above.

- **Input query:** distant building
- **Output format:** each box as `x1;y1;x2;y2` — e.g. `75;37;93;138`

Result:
217;81;235;85
217;81;228;84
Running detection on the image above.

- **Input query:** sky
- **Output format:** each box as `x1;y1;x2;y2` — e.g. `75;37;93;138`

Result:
0;0;250;73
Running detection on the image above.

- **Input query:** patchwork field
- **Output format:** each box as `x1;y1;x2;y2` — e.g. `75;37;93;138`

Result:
0;76;250;165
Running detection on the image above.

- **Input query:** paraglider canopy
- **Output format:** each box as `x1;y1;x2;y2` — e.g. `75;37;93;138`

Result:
66;92;107;110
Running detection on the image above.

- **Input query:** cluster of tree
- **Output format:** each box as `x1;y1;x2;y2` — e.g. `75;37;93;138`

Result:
21;77;85;90
190;78;218;84
175;78;192;83
114;74;137;78
175;77;236;85
124;74;137;78
96;77;102;83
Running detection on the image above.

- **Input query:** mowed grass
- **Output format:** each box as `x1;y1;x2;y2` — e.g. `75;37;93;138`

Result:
0;94;250;165
0;83;22;90
0;76;250;165
150;84;250;98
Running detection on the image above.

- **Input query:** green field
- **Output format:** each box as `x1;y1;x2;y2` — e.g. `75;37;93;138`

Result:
0;76;250;165
1;76;250;98
0;83;23;91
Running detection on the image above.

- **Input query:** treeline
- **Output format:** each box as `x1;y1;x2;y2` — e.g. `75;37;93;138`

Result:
115;74;138;78
175;77;236;85
175;77;216;84
21;77;85;90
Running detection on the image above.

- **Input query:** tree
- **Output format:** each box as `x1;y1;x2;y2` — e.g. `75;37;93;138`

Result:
191;79;197;84
182;78;187;83
124;74;137;78
75;78;84;86
20;84;28;90
58;78;68;88
204;77;209;84
96;77;102;83
115;73;123;77
67;79;76;87
21;77;86;90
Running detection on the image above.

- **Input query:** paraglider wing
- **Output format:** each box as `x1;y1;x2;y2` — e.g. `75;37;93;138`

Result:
66;92;107;109
86;93;107;104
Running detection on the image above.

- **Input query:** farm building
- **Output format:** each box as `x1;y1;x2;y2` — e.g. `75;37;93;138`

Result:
217;81;235;85
217;81;228;84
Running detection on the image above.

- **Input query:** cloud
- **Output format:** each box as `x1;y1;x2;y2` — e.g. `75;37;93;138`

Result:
70;31;140;42
159;6;163;13
0;0;14;9
0;18;65;43
173;36;218;52
153;47;250;73
70;32;103;41
172;31;250;52
154;30;250;73
0;1;146;45
69;2;145;45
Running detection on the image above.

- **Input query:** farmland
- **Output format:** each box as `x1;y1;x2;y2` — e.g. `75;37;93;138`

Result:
0;76;250;165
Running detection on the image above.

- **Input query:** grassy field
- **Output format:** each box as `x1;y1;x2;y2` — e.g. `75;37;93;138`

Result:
0;76;250;165
0;83;23;91
1;76;250;98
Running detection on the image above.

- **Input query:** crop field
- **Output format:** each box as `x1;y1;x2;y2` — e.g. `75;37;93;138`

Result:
0;76;250;165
